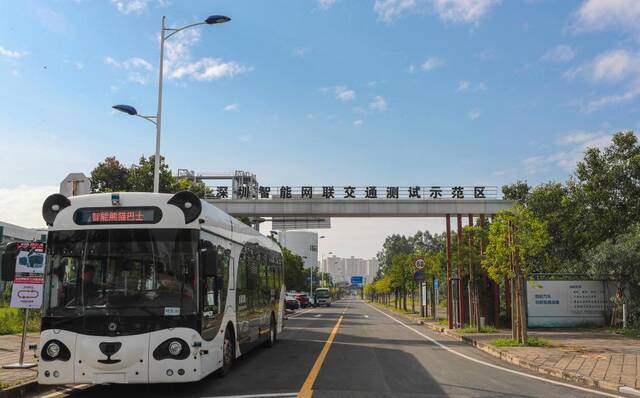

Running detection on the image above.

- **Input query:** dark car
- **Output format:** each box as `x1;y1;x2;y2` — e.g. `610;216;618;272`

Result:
295;293;310;308
285;294;300;310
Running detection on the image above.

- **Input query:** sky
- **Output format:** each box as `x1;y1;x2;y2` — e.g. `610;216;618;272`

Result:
1;0;639;258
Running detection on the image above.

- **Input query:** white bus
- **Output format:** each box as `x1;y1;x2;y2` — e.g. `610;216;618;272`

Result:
1;191;284;385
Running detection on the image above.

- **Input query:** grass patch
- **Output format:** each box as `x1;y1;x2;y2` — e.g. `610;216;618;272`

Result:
437;318;449;326
611;327;640;338
491;336;553;348
0;307;40;335
456;325;497;334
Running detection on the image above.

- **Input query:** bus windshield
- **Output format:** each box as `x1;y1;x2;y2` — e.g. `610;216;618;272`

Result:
44;229;198;317
316;289;330;298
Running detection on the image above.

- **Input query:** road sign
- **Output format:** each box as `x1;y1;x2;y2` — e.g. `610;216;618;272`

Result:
434;279;439;289
413;271;424;281
414;257;425;270
351;276;364;285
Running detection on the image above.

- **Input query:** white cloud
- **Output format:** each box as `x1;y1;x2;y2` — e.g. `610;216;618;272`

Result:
556;131;598;144
353;119;364;127
474;81;487;92
374;0;500;24
292;47;309;58
583;85;640;113
369;96;388;111
127;72;148;85
457;80;470;91
542;44;576;63
567;49;640;83
238;134;252;142
317;0;336;10
111;0;150;15
421;57;444;71
324;86;356;101
565;48;640;112
0;45;25;59
224;103;239;111
432;0;501;24
170;58;252;81
408;64;416;74
103;56;152;70
573;0;640;33
164;29;252;82
374;0;420;23
104;56;153;85
524;130;614;174
468;108;481;119
0;186;58;228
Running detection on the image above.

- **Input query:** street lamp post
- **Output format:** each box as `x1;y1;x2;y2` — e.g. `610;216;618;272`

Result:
113;14;230;193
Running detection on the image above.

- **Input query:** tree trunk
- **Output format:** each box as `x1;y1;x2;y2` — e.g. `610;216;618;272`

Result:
511;276;518;341
412;288;416;314
518;274;528;345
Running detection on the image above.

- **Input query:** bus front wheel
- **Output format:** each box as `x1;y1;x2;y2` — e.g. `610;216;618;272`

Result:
219;327;235;377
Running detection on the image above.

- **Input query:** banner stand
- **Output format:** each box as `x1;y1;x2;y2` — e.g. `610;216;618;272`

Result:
3;308;36;369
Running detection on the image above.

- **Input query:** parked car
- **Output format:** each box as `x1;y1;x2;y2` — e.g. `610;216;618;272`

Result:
295;293;310;308
285;294;300;310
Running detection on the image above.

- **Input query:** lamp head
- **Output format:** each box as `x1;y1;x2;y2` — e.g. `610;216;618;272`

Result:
112;104;138;116
205;15;231;24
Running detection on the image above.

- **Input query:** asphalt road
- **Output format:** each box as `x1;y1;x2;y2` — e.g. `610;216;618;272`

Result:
38;298;628;398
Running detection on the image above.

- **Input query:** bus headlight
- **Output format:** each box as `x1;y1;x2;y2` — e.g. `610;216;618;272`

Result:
42;340;70;361
168;341;182;356
153;338;190;360
46;342;60;358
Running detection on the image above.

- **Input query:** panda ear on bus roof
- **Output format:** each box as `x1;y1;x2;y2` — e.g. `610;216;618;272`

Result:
168;191;202;224
42;193;71;226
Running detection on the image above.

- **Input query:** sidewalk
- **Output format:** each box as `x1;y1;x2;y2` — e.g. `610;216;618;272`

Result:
0;333;39;389
372;302;640;395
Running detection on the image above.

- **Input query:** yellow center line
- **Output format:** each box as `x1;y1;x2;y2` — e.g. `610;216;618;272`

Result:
297;304;348;398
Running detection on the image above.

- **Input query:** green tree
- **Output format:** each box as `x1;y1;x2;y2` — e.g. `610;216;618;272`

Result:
574;131;640;245
127;155;175;193
171;177;213;198
483;205;549;344
501;180;531;205
282;247;305;292
587;223;640;326
90;156;130;192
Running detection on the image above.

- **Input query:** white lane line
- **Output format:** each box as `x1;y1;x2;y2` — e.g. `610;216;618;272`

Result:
201;393;297;398
314;314;321;318
367;303;625;398
287;308;315;318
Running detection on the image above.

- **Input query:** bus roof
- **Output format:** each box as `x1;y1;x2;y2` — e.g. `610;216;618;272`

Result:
46;192;280;253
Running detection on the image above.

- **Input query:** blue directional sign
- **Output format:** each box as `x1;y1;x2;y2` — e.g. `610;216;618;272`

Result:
413;271;424;281
434;279;439;289
351;276;364;285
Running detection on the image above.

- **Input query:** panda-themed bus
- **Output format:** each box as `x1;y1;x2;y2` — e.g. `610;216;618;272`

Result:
1;191;284;385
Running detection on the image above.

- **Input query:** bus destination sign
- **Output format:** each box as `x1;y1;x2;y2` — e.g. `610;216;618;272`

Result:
73;207;161;225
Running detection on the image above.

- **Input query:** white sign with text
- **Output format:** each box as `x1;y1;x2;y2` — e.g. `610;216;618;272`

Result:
526;280;612;327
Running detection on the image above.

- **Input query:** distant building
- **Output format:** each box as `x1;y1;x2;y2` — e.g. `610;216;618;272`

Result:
276;231;318;269
0;221;47;244
322;255;379;283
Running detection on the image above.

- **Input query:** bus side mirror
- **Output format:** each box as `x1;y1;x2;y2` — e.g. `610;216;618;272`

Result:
0;250;16;282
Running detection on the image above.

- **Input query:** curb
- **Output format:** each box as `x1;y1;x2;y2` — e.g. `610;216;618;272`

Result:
371;303;632;396
0;379;38;398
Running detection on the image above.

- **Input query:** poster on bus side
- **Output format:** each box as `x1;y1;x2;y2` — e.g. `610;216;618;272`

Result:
10;276;44;308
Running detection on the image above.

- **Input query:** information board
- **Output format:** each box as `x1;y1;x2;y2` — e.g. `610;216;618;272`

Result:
350;276;364;286
10;276;44;308
526;280;613;327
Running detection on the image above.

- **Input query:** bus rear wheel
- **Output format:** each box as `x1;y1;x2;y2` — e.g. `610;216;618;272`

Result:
266;314;277;348
218;327;235;377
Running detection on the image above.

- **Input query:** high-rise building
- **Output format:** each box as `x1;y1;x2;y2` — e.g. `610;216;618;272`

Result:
322;255;379;283
276;231;318;269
